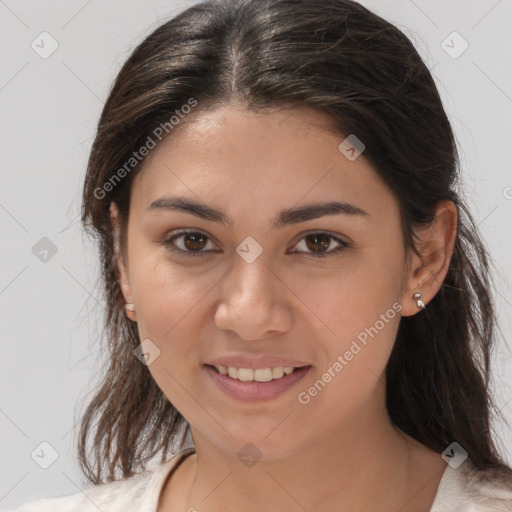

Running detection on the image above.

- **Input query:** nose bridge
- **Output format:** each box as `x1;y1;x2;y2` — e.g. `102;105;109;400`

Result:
228;254;275;312
215;253;290;338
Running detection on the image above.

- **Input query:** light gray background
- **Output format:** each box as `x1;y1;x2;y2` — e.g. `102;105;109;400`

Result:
1;0;511;508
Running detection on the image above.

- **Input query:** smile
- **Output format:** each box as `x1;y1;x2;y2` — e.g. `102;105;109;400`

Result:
214;365;297;382
204;364;311;402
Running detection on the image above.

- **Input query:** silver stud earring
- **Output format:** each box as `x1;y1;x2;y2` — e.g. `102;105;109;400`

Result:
125;303;135;312
412;293;425;309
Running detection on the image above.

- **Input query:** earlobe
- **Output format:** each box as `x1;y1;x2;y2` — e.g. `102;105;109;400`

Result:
400;200;458;317
109;202;137;322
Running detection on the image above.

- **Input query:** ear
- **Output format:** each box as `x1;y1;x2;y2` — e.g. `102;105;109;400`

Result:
399;200;458;317
109;202;137;322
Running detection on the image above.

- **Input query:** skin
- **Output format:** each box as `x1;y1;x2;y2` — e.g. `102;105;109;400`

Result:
110;104;457;511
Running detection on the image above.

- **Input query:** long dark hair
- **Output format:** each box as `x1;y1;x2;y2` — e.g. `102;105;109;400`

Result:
79;0;511;484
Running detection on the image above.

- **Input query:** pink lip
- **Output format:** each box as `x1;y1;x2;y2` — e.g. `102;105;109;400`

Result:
204;364;311;402
206;355;310;370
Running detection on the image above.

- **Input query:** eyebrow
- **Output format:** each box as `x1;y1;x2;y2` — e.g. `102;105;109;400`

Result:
146;196;369;228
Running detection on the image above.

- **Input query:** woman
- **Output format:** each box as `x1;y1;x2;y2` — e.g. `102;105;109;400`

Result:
12;0;512;510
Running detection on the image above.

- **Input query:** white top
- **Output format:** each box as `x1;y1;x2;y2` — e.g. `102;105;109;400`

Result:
6;448;512;511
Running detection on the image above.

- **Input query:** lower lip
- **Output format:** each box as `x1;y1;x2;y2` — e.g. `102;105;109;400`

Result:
204;365;311;402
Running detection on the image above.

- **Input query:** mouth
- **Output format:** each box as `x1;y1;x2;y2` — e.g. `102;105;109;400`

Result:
203;363;312;402
206;364;308;382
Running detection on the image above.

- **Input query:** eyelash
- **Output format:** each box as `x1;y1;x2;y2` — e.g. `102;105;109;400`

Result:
162;229;350;259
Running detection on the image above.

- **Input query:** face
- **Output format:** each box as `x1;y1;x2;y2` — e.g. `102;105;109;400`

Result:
113;105;416;460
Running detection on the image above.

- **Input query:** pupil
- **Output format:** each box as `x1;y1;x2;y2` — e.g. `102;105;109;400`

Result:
185;233;207;251
306;234;329;252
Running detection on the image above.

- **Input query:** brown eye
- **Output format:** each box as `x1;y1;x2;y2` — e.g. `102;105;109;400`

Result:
163;230;216;257
291;232;349;258
163;230;349;259
304;233;331;253
182;232;208;251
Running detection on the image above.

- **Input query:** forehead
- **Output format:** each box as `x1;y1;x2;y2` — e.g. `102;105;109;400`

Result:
130;105;396;221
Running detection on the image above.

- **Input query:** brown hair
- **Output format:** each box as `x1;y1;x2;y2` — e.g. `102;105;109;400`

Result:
79;0;511;484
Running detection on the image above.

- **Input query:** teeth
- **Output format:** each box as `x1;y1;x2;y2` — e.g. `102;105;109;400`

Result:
238;368;254;381
272;367;284;379
215;365;298;382
254;368;272;382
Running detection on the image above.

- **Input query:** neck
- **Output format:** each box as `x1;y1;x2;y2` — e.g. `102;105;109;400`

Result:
163;396;446;512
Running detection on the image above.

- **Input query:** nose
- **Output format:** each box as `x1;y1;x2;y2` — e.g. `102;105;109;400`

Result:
214;256;292;340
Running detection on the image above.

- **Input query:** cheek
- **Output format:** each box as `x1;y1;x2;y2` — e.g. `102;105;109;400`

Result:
297;250;403;342
302;278;400;391
131;255;211;340
129;258;211;416
127;258;220;407
295;277;401;430
292;253;403;407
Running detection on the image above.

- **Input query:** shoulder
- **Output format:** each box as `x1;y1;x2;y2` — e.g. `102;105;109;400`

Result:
432;459;512;511
5;448;195;512
5;471;153;512
462;461;512;510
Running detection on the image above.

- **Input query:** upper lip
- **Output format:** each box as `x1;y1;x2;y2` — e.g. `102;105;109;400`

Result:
206;356;311;370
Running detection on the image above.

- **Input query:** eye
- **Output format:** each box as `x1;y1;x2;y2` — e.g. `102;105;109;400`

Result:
289;232;350;258
162;229;350;258
163;229;217;257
